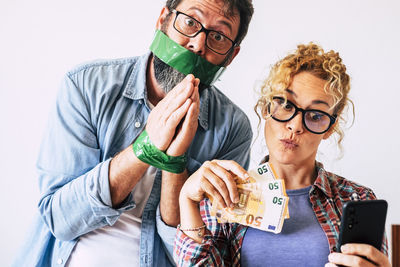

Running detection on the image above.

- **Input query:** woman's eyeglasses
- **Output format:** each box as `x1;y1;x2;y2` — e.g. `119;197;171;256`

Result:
267;97;337;134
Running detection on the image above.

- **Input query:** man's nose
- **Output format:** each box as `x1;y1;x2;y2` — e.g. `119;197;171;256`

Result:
186;31;207;56
286;112;304;134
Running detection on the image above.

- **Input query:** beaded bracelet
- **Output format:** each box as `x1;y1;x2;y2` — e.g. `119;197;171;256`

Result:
177;224;206;237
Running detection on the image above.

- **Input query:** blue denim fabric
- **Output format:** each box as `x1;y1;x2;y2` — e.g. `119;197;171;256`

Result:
12;52;252;267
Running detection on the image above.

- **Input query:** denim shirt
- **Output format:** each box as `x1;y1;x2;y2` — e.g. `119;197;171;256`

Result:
13;52;252;267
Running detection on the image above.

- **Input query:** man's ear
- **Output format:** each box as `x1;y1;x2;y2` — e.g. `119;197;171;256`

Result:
224;45;241;67
156;6;170;30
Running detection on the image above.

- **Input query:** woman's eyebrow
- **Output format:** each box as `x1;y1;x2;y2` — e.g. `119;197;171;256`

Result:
285;88;297;97
285;88;330;107
311;100;330;107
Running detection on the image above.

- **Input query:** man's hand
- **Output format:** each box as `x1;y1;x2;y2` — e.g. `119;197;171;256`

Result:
156;75;200;226
166;77;200;156
146;74;200;155
325;243;391;267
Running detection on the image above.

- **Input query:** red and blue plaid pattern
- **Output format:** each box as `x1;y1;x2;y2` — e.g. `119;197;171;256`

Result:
174;162;388;266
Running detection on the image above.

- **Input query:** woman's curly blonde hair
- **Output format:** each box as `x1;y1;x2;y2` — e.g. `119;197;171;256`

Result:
254;42;354;147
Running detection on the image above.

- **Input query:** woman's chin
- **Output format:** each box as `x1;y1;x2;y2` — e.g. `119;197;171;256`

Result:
271;151;299;165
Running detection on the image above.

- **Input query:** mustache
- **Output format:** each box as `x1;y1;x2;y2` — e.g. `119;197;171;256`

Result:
153;55;207;93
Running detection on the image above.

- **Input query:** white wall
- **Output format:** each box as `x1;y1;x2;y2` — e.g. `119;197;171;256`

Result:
1;0;399;265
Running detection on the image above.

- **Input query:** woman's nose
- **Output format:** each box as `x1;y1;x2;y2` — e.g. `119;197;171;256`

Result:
286;112;304;134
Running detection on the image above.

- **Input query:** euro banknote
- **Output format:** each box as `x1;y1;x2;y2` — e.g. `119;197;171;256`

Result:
210;163;289;234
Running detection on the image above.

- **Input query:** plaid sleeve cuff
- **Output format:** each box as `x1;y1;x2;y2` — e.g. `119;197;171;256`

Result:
174;227;214;266
173;199;232;266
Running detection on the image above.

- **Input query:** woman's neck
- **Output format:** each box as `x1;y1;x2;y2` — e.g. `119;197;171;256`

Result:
268;157;318;190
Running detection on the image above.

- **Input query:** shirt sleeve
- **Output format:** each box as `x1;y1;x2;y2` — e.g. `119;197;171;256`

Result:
36;73;135;241
156;204;177;264
174;199;238;266
217;109;253;170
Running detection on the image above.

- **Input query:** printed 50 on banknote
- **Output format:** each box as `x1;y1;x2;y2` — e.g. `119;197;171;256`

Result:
210;163;290;234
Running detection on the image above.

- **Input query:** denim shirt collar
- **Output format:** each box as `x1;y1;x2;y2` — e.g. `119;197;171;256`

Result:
122;52;210;130
123;53;149;101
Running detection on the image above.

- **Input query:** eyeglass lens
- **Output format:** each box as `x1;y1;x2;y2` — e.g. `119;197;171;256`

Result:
270;98;332;134
174;12;233;54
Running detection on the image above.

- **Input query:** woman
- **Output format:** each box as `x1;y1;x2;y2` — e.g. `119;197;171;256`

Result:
174;43;390;266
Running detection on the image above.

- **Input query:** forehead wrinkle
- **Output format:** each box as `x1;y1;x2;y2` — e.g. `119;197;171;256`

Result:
184;5;237;35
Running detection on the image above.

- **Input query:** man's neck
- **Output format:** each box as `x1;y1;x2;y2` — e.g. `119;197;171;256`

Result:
146;56;166;106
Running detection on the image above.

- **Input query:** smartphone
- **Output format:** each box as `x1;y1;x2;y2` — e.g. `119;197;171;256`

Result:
338;199;387;252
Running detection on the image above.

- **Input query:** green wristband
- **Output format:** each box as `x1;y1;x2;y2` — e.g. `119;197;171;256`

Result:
133;130;187;174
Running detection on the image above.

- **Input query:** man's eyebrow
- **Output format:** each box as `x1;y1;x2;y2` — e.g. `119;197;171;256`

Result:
285;88;330;107
187;7;233;33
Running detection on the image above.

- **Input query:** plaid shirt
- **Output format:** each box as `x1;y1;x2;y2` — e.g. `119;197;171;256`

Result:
174;162;388;266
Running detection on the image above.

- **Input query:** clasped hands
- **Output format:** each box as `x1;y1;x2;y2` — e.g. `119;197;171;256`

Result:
146;74;200;157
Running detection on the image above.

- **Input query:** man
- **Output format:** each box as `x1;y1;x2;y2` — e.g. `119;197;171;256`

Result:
13;0;254;266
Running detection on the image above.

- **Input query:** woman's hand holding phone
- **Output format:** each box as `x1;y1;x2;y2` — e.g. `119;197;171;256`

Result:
325;200;391;267
326;243;391;266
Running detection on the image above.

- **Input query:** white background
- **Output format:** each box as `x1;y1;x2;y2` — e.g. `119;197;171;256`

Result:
1;0;399;265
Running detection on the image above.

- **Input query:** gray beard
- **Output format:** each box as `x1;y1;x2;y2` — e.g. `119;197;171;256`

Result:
153;55;186;93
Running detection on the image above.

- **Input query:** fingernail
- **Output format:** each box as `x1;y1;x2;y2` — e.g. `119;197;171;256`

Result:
234;197;239;203
230;203;235;208
340;245;347;252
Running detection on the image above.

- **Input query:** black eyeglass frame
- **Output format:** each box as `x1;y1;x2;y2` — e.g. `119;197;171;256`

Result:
268;96;337;134
170;9;237;55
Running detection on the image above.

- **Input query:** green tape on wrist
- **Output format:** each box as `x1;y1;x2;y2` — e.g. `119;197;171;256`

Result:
133;130;187;174
150;29;226;86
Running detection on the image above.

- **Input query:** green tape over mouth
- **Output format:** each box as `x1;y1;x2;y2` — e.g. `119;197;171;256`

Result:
150;30;226;86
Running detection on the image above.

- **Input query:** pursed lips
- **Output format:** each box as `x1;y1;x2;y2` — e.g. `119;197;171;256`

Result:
280;139;299;149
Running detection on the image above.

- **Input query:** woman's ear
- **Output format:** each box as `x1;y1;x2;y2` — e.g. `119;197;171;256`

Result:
262;103;270;119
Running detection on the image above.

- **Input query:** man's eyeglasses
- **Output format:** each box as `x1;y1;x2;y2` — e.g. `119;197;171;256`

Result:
171;9;236;55
267;97;337;134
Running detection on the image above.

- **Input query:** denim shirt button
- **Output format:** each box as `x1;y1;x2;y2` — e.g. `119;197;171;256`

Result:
135;121;141;128
57;258;63;265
